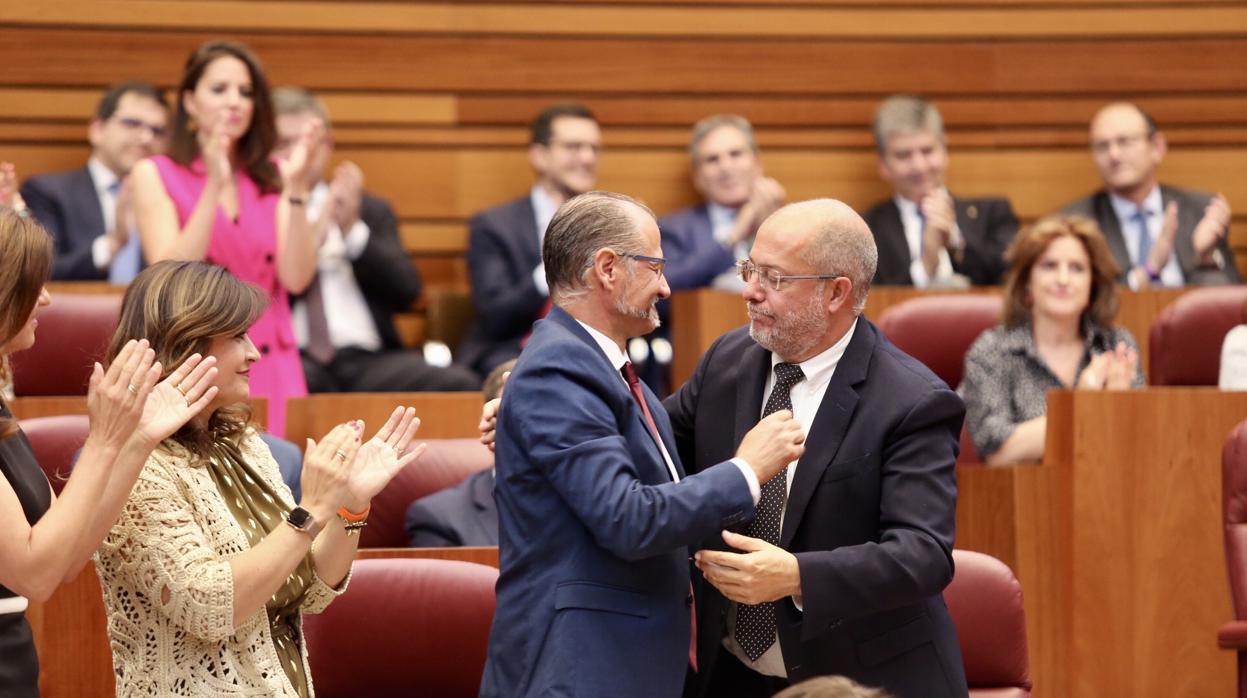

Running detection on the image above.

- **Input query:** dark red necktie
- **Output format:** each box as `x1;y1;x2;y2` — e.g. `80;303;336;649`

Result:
621;361;698;672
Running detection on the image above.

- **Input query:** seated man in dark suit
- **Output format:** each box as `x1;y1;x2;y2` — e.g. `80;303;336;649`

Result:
661;114;785;292
1061;101;1241;288
459;103;602;377
272;87;479;392
21;81;168;282
404;359;514;547
862;95;1017;288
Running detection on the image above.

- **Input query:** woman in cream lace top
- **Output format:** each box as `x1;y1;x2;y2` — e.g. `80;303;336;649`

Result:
94;261;425;696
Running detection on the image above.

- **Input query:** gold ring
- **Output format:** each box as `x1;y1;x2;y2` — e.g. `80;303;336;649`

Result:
334;449;348;460
127;383;138;394
175;384;187;396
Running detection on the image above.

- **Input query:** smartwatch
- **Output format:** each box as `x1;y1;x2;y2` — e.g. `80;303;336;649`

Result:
285;506;322;537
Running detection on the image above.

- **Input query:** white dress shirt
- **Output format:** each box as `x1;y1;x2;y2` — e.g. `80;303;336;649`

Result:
725;319;857;677
1108;187;1183;289
530;185;559;297
708;202;748;292
87;157;121;270
895;193;959;288
291;182;383;352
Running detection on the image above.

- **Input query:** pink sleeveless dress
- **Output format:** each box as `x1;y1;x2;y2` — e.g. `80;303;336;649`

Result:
151;155;306;436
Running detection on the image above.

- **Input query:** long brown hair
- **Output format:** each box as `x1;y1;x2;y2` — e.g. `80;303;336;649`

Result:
0;207;53;438
107;261;266;455
1001;214;1121;329
168;41;281;193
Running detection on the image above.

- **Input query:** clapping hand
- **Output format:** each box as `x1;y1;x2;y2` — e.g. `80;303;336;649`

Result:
277;117;324;194
130;353;220;450
1193;194;1231;263
200;120;234;188
343;407;426;510
0;162;26;211
1077;342;1137;390
86;340;163;452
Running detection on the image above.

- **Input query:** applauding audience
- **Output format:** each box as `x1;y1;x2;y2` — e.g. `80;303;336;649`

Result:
959;216;1143;465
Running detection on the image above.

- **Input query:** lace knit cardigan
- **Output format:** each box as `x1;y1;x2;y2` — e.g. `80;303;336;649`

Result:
94;430;348;696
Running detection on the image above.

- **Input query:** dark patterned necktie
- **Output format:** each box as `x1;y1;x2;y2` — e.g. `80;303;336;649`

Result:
735;362;805;661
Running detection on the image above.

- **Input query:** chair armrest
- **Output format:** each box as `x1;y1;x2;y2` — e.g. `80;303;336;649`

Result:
1218;621;1247;649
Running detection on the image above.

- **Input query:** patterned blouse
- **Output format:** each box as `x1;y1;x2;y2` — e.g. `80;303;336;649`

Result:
94;429;347;697
957;320;1144;460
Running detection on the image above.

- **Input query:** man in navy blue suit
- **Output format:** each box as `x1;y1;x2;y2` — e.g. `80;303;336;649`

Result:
660;115;786;292
479;191;806;698
21;81;168;281
459;103;602;377
672;199;968;697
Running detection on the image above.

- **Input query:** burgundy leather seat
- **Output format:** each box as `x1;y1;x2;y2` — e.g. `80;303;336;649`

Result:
303;557;498;698
362;437;493;547
1219;418;1247;697
11;293;122;396
945;549;1031;698
18;414;90;496
1150;286;1247;386
877;294;1002;463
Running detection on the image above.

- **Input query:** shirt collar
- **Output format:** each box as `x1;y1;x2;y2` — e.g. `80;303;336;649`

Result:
86;156;121;195
575;318;628;372
770;318;857;391
1108;185;1162;221
707;201;738;228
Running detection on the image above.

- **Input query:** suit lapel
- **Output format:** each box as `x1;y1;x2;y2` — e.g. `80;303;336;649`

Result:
1092;191;1132;277
878;202;913;281
779;322;873;548
733;341;771;449
546;306;680;480
72;167;107;239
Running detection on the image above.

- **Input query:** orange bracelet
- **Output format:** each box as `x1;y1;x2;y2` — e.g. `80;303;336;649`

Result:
337;503;370;523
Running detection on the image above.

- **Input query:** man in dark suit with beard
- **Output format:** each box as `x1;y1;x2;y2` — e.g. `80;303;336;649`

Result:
670;199;969;698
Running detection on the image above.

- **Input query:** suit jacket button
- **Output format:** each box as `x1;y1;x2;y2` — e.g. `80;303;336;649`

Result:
260;344;270;355
686;593;693;606
264;253;274;263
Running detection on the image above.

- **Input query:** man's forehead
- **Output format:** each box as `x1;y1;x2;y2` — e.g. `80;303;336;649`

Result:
116;93;168;119
885;128;940;153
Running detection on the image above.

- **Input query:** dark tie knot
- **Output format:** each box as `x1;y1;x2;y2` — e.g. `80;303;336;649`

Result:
774;362;805;388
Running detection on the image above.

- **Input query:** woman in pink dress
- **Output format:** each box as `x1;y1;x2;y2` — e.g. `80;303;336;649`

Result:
132;41;321;436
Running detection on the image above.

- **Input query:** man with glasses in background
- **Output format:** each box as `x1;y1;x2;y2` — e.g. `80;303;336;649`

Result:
459;102;603;377
22;81;169;281
1061;101;1240;287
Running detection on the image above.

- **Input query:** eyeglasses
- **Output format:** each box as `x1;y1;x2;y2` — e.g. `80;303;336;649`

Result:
116;117;168;139
619;252;666;277
547;139;601;155
1090;132;1150;155
737;259;841;292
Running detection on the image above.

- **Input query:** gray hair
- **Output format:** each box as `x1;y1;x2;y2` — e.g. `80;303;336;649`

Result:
689;114;758;164
543;191;654;305
872;95;944;155
272;86;331;127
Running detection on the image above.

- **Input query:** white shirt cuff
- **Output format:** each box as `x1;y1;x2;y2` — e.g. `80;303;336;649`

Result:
730;457;761;504
533;263;550;297
342;219;371;259
91;235;113;270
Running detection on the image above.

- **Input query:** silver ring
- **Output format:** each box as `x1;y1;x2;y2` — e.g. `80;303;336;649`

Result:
127;383;137;394
334;449;348;460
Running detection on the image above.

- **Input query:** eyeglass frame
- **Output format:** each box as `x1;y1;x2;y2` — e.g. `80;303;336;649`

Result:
617;251;667;276
113;116;168;139
736;259;842;292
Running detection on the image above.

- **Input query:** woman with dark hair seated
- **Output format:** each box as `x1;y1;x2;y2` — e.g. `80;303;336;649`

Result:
0;205;217;697
94;260;424;697
959;215;1143;465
